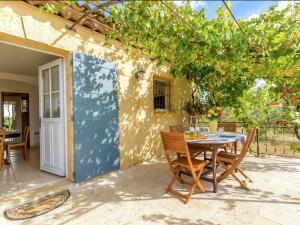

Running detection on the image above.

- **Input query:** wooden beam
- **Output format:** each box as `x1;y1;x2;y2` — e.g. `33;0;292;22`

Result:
222;0;246;35
161;0;196;31
96;0;122;9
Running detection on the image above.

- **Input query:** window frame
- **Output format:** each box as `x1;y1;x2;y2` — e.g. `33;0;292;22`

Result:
153;79;171;112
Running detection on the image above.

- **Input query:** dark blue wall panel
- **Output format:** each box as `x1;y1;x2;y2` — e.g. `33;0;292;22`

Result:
73;52;120;182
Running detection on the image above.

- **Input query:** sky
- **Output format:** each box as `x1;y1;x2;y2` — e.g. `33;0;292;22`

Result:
173;1;292;20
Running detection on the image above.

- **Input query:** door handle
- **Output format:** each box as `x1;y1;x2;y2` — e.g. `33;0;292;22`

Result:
114;85;119;94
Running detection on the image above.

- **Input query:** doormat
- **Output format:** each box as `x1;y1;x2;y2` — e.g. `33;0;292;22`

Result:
4;190;70;220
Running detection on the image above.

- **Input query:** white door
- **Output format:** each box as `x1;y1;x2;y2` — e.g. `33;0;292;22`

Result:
39;59;66;176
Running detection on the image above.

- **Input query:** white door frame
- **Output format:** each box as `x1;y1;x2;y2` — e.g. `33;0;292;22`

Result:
0;41;69;178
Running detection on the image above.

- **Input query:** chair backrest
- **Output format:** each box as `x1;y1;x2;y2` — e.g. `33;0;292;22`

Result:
237;128;255;163
218;122;237;132
0;127;6;134
23;126;30;144
161;131;189;156
0;133;4;144
217;128;255;184
169;125;184;133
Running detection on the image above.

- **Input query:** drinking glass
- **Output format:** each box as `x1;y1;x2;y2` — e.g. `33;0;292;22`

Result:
189;127;195;134
218;127;224;134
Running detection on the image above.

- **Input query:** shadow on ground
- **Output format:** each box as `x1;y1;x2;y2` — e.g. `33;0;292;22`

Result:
1;155;300;225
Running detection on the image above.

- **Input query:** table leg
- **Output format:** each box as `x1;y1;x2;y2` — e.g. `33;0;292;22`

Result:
234;141;237;154
212;148;218;193
234;141;237;173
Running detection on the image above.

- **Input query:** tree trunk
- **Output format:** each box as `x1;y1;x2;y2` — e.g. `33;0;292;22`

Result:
294;125;300;140
191;88;196;114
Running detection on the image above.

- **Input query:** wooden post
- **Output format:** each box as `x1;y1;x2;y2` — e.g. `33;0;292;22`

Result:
256;128;260;157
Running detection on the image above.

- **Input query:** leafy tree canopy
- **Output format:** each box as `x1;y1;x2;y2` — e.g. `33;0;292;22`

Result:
105;1;299;106
43;1;300;108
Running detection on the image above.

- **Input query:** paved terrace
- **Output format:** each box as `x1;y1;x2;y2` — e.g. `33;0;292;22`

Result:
1;155;300;225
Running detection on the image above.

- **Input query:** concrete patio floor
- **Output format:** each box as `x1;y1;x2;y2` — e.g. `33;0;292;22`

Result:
1;155;300;225
0;147;64;196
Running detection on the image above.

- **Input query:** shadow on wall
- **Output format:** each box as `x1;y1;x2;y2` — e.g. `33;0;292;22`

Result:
102;49;192;168
4;3;193;173
74;41;192;170
73;52;120;182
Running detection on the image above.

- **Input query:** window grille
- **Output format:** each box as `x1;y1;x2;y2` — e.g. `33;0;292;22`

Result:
153;80;170;111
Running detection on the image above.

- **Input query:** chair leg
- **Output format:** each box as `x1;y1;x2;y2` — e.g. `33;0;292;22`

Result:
195;169;206;193
24;146;29;160
185;183;197;204
166;169;180;194
230;172;250;191
166;164;206;204
6;145;11;165
166;168;191;203
217;160;236;183
184;167;206;204
237;167;253;183
218;161;250;190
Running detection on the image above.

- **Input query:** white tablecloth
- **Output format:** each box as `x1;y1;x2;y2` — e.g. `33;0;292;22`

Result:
187;132;246;144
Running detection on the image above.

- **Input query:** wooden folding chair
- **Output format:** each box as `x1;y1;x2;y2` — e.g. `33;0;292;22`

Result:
161;131;207;204
218;122;237;153
217;128;255;190
6;126;30;163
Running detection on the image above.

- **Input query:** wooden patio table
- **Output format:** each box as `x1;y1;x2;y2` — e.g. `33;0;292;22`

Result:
187;133;245;193
4;130;21;139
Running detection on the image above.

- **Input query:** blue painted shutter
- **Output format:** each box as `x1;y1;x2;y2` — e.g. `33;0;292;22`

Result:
73;52;120;182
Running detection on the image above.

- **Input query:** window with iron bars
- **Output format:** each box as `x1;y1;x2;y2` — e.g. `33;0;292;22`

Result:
153;80;170;112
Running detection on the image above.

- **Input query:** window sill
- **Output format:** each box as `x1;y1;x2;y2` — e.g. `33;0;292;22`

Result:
154;109;175;114
154;109;169;113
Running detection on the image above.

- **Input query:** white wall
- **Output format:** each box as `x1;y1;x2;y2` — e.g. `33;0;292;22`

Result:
0;76;39;145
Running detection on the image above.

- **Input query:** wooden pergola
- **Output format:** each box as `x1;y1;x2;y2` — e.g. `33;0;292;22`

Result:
24;0;122;34
24;0;245;35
